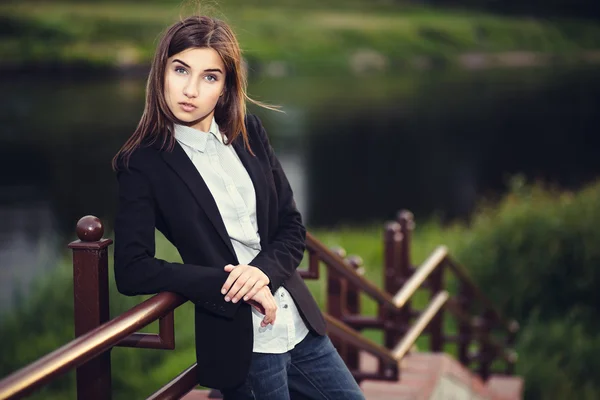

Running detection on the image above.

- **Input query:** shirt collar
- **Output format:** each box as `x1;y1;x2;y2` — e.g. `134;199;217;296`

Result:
174;117;224;152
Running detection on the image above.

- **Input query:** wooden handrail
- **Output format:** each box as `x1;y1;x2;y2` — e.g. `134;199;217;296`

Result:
306;232;396;309
324;313;397;366
393;246;448;308
391;291;449;360
310;234;515;338
309;227;517;373
0;292;186;400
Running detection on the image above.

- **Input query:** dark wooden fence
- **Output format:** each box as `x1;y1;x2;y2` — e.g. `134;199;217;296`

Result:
0;210;518;400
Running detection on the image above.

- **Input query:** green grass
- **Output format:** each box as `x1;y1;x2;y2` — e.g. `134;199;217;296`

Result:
2;1;600;72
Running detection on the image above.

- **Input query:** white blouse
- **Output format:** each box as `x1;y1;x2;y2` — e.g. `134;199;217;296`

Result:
174;118;309;353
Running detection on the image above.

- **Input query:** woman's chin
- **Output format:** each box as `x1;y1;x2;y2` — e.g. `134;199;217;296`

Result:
174;112;200;124
174;111;192;119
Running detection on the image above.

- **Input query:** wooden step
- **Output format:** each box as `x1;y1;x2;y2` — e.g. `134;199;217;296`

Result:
485;375;524;400
181;390;213;399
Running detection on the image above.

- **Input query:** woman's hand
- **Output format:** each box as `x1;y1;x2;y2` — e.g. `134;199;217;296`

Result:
246;286;277;327
222;264;270;303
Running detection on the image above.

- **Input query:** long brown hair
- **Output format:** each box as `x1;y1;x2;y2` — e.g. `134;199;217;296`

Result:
112;15;274;170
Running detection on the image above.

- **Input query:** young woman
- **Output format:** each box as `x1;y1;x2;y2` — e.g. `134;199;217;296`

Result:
112;15;365;400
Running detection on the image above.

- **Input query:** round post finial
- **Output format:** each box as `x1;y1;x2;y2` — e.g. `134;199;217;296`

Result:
397;209;415;230
76;215;104;242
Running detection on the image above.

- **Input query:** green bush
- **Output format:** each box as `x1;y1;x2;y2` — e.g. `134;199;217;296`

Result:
515;314;600;400
453;177;600;399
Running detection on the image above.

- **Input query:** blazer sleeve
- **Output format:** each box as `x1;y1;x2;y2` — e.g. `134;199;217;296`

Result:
248;115;307;291
113;159;241;319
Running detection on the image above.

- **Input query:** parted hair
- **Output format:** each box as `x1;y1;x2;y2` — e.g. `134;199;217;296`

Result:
112;15;273;170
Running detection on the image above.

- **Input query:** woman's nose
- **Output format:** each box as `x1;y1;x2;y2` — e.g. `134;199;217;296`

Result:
183;80;199;98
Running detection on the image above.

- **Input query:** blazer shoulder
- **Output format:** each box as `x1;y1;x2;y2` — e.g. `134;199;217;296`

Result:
244;113;268;143
115;143;162;173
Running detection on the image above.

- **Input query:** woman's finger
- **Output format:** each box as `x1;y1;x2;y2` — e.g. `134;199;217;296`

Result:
262;297;277;326
224;272;251;302
223;264;236;273
243;280;267;301
221;266;246;295
231;277;258;303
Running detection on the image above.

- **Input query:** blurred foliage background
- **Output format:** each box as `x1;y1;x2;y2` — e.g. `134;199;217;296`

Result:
2;0;600;72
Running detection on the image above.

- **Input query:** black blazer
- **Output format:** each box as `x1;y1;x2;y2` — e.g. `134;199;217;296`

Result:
113;114;326;389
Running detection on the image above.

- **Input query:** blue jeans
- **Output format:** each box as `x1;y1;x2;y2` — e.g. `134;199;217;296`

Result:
221;331;365;400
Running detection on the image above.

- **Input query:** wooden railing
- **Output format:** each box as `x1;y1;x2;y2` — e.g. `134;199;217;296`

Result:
303;210;518;384
0;210;519;399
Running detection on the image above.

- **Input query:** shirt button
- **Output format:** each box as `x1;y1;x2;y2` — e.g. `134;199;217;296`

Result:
283;305;288;309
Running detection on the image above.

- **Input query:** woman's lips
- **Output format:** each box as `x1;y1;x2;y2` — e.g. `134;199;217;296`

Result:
178;102;197;112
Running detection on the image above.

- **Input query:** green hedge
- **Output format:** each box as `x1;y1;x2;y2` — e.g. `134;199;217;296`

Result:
453;176;600;399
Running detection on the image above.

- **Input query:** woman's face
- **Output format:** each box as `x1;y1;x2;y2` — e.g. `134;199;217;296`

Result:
164;47;226;132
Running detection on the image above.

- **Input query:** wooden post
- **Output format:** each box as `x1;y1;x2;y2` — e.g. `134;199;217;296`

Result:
505;320;519;375
428;264;445;352
397;210;415;282
457;282;472;367
345;255;363;374
327;247;348;360
478;309;494;381
68;216;113;400
379;222;402;379
397;210;415;336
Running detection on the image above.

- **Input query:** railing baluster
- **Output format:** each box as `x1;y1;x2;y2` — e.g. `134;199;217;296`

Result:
327;247;348;360
428;264;445;352
478;309;494;380
457;282;473;368
505;320;519;375
68;216;113;400
345;255;363;377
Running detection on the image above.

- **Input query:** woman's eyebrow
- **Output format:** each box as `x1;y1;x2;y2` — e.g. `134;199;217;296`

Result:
172;59;191;68
172;60;223;74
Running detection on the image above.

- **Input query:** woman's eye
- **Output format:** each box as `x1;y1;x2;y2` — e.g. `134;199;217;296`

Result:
175;67;187;74
205;75;217;82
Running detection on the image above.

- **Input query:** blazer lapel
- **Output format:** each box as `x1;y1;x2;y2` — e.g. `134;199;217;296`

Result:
160;142;236;259
233;140;269;242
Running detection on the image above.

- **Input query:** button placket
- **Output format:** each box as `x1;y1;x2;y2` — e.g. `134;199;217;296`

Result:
210;141;256;243
220;148;256;241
